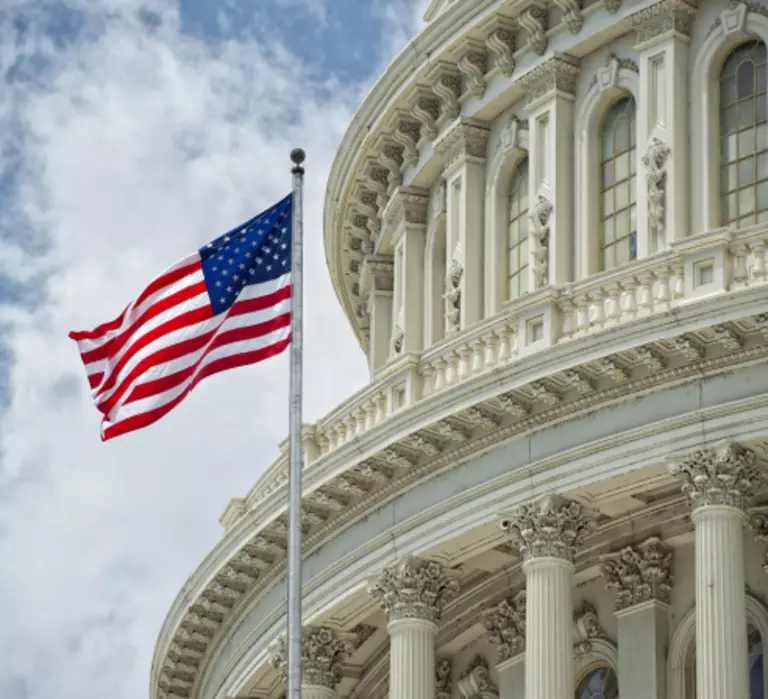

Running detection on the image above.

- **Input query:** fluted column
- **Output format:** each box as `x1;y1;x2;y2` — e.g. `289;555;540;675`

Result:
501;495;595;699
270;626;354;699
370;556;459;699
668;441;761;699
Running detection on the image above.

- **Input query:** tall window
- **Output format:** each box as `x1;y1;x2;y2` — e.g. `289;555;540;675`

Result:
719;40;768;227
508;157;529;300
575;666;618;699
600;96;637;271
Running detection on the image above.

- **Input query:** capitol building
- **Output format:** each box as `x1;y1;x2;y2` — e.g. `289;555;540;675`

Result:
152;1;768;698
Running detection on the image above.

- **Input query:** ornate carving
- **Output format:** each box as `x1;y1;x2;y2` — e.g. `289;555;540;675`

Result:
604;0;621;13
518;6;548;56
668;441;760;511
482;591;526;661
458;656;498;699
749;508;768;573
642;137;671;237
529;195;553;288
269;626;354;688
436;657;453;699
412;92;440;146
600;536;674;610
431;183;447;221
486;26;515;76
499;115;528;153
384;187;429;230
433;72;461;125
378;144;404;195
359;256;394;302
553;0;584;34
628;0;698;44
392;120;421;171
715;324;743;351
434;119;490;169
501;494;596;562
369;556;460;623
390;325;404;356
458;49;488;99
572;602;606;657
720;3;748;35
520;56;579;106
444;258;463;334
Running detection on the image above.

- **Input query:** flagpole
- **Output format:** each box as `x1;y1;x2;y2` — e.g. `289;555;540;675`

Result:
287;147;306;699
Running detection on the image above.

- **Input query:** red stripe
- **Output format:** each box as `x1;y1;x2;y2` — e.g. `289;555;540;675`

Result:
81;280;207;364
88;372;104;389
98;312;291;417
102;335;292;440
70;261;201;342
227;284;292;317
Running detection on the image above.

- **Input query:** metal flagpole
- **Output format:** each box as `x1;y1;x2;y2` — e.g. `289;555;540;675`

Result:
287;147;306;699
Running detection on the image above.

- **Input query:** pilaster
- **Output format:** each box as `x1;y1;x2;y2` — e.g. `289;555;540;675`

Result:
434;118;490;331
359;255;393;376
668;441;762;699
629;0;696;250
501;495;595;699
520;55;579;288
601;537;674;699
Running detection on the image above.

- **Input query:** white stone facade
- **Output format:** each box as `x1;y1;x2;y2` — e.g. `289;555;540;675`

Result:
152;2;768;699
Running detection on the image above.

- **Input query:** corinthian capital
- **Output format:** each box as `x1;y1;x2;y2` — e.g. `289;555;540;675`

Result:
501;494;596;563
482;591;526;662
269;626;354;689
668;441;761;512
600;536;674;610
369;556;460;623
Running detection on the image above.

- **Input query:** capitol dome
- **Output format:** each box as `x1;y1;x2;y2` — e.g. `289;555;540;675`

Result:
152;2;768;699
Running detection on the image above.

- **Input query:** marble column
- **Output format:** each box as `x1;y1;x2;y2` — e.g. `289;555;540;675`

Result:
601;536;674;699
359;255;394;376
370;556;460;699
501;494;595;699
668;441;761;699
483;591;526;699
269;626;354;699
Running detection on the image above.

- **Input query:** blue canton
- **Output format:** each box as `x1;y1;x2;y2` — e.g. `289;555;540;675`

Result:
199;194;292;315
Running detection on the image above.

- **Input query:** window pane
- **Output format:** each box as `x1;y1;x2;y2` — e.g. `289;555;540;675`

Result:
758;152;768;180
723;104;739;134
723;133;739;162
616;182;630;210
630;231;638;260
616;209;630;237
615;152;629;181
740;186;756;215
740;157;755;187
722;74;738;104
740;129;757;158
759;181;768;211
602;245;612;271
740;98;756;128
602;161;614;188
739;60;756;98
602;217;614;245
617;237;630;265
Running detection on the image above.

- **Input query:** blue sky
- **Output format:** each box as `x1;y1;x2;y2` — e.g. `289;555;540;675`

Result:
0;1;424;697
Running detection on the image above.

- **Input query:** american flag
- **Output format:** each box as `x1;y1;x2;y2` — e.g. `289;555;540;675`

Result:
70;194;293;441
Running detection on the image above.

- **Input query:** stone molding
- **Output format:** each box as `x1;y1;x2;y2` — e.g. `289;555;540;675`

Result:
600;536;674;610
269;626;354;689
519;55;579;107
667;441;761;511
482;590;526;662
383;186;429;230
359;255;394;298
457;656;498;699
434;118;490;170
628;0;698;45
501;494;597;563
369;556;460;623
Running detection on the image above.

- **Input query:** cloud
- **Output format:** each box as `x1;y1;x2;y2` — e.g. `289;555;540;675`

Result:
0;0;427;696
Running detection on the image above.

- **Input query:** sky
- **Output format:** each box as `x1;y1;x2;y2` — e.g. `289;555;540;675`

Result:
0;1;427;697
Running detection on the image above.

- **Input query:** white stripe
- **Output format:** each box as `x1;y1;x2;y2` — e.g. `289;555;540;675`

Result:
102;326;291;425
97;295;292;414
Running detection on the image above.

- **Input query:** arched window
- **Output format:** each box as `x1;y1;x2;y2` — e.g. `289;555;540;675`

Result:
575;665;618;699
599;96;637;271
719;40;768;227
508;157;529;300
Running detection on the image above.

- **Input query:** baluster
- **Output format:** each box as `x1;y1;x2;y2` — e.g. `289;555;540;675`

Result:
654;268;670;310
671;261;685;301
732;243;749;289
433;358;446;392
604;283;621;327
470;338;484;374
559;297;576;339
375;392;387;423
457;345;472;380
353;407;366;436
496;326;511;363
589;289;606;330
444;351;458;385
421;365;435;398
317;433;330;456
364;400;376;430
620;278;637;322
482;332;497;368
574;293;590;336
750;241;766;283
509;326;519;356
637;272;654;316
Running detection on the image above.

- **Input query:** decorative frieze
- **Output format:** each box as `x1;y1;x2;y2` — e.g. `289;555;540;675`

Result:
383;186;429;231
628;0;698;45
359;255;394;301
642;137;671;238
520;55;579;106
436;657;453;699
458;656;498;699
482;591;526;662
518;6;548;56
269;626;354;689
434;118;490;170
668;441;760;511
501;494;596;562
600;536;674;610
369;556;460;623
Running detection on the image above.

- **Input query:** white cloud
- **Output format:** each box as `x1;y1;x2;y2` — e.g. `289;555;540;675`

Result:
0;1;418;697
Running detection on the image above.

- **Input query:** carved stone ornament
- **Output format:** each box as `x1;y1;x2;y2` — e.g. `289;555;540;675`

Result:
553;0;584;34
433;71;461;125
384;187;429;230
392;120;421;171
436;657;453;699
390;324;404;356
269;626;354;689
482;590;526;662
600;536;674;610
572;602;606;657
458;656;498;699
358;256;394;301
434;119;490;169
444;258;463;334
458;49;488;100
501;494;597;563
518;6;548;56
667;441;761;512
628;0;698;45
430;183;447;221
499;115;528;154
413;92;440;146
604;0;621;14
520;56;580;106
748;508;768;574
642;137;671;235
486;26;515;76
720;3;748;36
369;556;460;623
529;194;553;288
